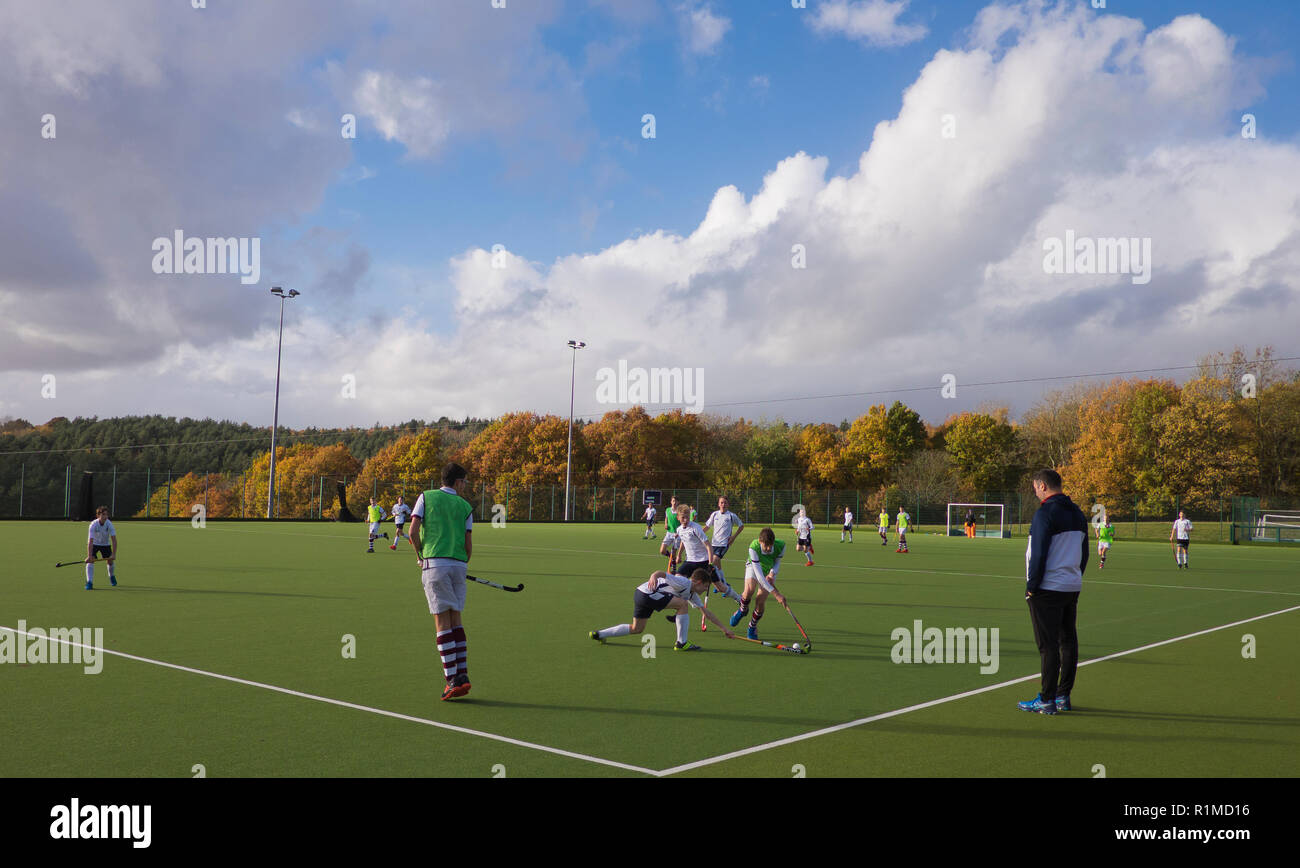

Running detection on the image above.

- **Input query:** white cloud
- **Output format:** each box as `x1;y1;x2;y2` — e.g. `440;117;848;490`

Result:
352;70;451;159
809;0;928;48
2;1;1296;429
678;3;732;56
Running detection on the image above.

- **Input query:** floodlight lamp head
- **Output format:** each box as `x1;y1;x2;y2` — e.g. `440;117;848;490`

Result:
568;340;587;349
288;289;300;298
271;286;284;296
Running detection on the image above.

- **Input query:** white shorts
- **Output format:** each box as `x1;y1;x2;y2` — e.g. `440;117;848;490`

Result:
663;532;679;548
421;560;468;615
369;522;381;535
1098;541;1111;551
744;563;776;593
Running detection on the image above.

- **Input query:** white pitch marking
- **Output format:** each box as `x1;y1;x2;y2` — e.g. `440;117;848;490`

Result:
652;604;1300;777
0;626;656;776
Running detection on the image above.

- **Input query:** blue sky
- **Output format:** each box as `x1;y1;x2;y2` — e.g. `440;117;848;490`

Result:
324;0;1300;307
1;0;1297;428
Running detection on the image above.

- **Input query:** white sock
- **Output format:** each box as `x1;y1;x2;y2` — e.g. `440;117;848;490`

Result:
107;563;115;577
600;624;631;639
676;614;689;644
85;564;93;583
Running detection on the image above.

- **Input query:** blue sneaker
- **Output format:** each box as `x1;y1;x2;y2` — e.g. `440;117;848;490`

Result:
1017;694;1057;714
110;576;117;587
1055;695;1071;711
84;581;93;590
729;608;746;628
746;626;758;641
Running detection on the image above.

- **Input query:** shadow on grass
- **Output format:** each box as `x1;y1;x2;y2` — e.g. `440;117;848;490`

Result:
463;697;833;727
113;586;349;600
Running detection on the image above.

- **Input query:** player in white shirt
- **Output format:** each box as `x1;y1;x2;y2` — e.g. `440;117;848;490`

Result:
840;506;854;542
1170;511;1194;569
589;568;734;651
670;504;744;609
701;496;745;630
85;506;118;590
642;503;657;539
389;496;413;550
795;509;815;566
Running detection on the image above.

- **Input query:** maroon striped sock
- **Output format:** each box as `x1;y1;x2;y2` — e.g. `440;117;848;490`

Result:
452;626;468;680
436;629;457;683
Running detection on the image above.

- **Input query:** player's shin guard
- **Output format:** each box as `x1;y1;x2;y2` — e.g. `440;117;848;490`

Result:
676;614;689;645
597;624;632;640
748;609;764;631
85;563;93;583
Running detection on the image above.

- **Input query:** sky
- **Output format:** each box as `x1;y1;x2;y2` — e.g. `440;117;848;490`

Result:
1;0;1297;431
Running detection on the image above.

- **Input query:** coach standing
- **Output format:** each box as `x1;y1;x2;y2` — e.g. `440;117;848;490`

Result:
409;463;475;701
1019;469;1088;715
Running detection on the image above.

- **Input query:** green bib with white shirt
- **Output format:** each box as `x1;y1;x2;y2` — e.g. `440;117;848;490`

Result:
419;489;473;562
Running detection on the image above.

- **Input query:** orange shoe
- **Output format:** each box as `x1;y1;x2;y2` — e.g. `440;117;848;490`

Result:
441;676;471;701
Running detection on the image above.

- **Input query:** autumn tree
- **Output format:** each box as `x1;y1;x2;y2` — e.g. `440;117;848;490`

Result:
943;409;1021;495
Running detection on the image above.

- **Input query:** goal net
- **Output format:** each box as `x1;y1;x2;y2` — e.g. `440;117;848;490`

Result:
947;503;1005;538
1253;512;1300;543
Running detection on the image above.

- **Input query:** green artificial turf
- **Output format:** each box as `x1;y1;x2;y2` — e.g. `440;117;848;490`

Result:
2;520;1296;777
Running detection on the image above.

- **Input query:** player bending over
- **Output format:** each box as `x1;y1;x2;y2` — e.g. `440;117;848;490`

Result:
1096;518;1115;569
795;508;814;565
895;507;911;553
729;528;788;640
878;508;889;546
590;568;735;651
390;495;412;550
840;506;854;543
366;498;389;553
85;506;118;590
643;503;657;539
1170;511;1193;569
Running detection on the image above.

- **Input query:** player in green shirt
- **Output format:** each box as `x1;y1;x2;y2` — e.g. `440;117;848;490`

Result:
895;508;910;553
408;463;476;701
366;498;389;553
727;528;791;640
1096;518;1116;569
878;509;890;546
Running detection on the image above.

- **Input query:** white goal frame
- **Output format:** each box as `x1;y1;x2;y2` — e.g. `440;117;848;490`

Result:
1253;512;1300;543
947;503;1005;538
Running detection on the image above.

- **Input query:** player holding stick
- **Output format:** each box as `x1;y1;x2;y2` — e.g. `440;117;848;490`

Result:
85;506;118;590
728;527;789;641
671;503;744;618
701;496;745;630
589;568;735;651
642;502;657;539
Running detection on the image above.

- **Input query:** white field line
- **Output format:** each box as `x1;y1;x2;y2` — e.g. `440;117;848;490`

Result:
652;603;1300;777
0;626;655;777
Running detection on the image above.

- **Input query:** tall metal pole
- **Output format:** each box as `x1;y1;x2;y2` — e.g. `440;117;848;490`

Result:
565;348;576;521
267;295;285;519
564;340;585;521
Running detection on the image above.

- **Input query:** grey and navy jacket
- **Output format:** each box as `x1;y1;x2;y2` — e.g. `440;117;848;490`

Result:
1025;493;1089;593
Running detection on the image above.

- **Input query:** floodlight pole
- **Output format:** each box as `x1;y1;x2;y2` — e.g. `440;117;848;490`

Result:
564;340;586;521
267;287;300;518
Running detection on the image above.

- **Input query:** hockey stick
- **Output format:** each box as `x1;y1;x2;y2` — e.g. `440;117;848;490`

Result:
731;635;805;655
56;554;104;568
781;600;813;651
467;574;524;593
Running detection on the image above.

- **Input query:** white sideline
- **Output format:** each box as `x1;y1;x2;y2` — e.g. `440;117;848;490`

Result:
651;603;1300;777
0;626;655;777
